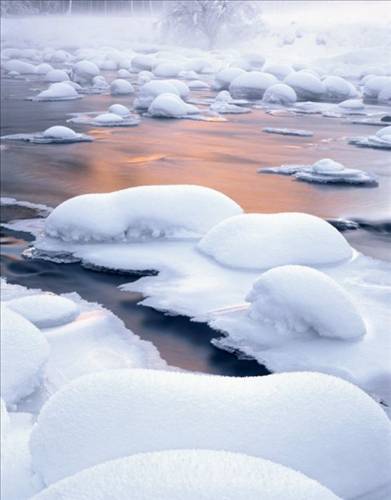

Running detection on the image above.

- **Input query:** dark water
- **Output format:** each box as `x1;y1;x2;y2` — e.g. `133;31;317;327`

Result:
1;76;390;374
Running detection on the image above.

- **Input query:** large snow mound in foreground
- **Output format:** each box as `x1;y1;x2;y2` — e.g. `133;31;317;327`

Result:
30;369;391;498
247;265;366;340
198;213;352;269
44;185;243;242
31;450;339;500
1;305;50;405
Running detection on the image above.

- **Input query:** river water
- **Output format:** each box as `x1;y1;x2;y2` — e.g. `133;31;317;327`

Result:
1;75;390;373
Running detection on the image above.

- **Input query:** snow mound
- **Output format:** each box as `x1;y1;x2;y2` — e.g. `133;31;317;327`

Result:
262;127;313;137
210;93;250;114
1;305;49;405
323;76;358;101
1;126;93;144
247;265;366;340
349;125;391;150
91;75;109;90
284;72;325;100
198;213;352;270
117;69;131;79
6;294;80;328
153;62;182;78
262;83;297;105
4;59;36;74
110;79;134;95
131;54;157;71
30;369;391;498
262;64;293;80
72;60;100;84
108;104;130;116
44;185;242;243
93;113;124;124
212;67;246;90
378;82;391;104
35;63;53;75
134;80;181;109
31;450;339;500
338;98;365;112
148;93;199;118
188;80;210;90
229;71;278;99
34;82;80;101
363;76;391;101
44;69;69;83
43;126;78;140
137;70;153;84
68;112;139;128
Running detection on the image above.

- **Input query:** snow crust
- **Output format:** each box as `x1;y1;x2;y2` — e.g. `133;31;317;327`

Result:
31;450;339;500
198;213;352;269
30;369;391;498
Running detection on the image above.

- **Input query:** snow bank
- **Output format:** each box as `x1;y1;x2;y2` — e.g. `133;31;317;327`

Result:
30;369;391;498
148;93;199;118
110;79;134;95
284;72;325;100
323;76;358;101
34;82;80;101
198;213;352;270
31;450;339;500
247;265;366;340
1;305;49;406
6;294;79;329
262;83;297;105
229;71;278;99
44;69;69;83
44;185;242;243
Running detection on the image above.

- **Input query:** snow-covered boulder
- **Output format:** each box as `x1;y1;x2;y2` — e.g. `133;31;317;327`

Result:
247;265;366;340
338;98;365;112
188;80;210;90
108;104;130;116
35;63;53;75
137;70;153;84
363;76;391;100
1;305;50;405
378;81;391;104
1;125;93;145
148;93;199;118
323;76;358;101
153;62;182;78
262;64;293;80
235;53;266;71
72;60;100;84
42;126;79;141
212;67;246;90
198;213;352;269
131;54;157;71
91;75;109;90
166;79;190;98
262;83;297;105
30;369;391;498
284;72;325;100
31;450;338;500
229;71;278;99
349;125;391;150
93;113;125;125
6;294;79;328
117;68;131;79
44;69;69;83
34;82;80;101
134;80;181;109
44;185;242;243
110;79;134;95
4;59;36;74
50;50;71;63
210;91;250;114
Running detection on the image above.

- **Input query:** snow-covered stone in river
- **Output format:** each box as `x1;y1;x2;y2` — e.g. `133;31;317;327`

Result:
110;78;134;95
377;81;391;104
44;69;69;83
349;125;391;150
29;369;391;499
212;67;246;90
72;60;100;84
166;79;190;98
91;75;109;90
108;104;130;116
198;212;352;269
131;54;157;71
117;68;131;79
148;93;199;118
210;91;250;114
137;70;153;84
1;304;50;405
262;64;293;80
284;71;325;100
247;265;366;340
4;59;36;74
322;76;358;101
262;83;297;105
31;450;339;500
229;71;278;99
153;62;182;78
6;294;80;328
33;82;80;101
35;63;53;75
262;127;313;137
234;53;265;71
338;98;365;112
44;185;242;242
363;76;391;100
134;80;181;109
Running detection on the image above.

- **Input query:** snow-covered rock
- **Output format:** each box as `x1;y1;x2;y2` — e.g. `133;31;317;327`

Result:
137;70;153;84
363;76;391;100
262;83;297;105
6;294;79;329
338;98;365;112
44;185;242;243
1;305;49;406
198;213;352;269
262;64;293;80
188;79;210;90
91;75;109;90
110;79;134;95
378;81;391;104
229;71;278;99
349;125;391;150
166;79;190;98
235;53;265;71
42;126;79;141
1;125;93;144
4;59;36;74
108;104;130;116
72;60;100;84
247;265;366;340
68;112;139;128
33;82;80;101
148;93;199;118
323;76;358;101
131;54;157;71
212;67;246;90
43;69;69;83
117;68;131;79
29;369;391;498
210;91;250;114
284;72;325;100
153;62;182;78
262;127;313;137
35;63;53;75
134;80;181;109
31;450;339;500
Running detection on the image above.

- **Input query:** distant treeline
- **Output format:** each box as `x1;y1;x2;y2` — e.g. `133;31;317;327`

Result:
1;0;166;16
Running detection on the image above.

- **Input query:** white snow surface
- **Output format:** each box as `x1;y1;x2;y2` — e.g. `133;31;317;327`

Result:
30;369;391;498
247;265;366;340
31;450;339;500
43;69;69;83
229;71;279;99
34;82;80;101
148;93;200;118
1;305;50;406
42;126;78;140
284;71;325;100
197;213;352;269
44;185;242;242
